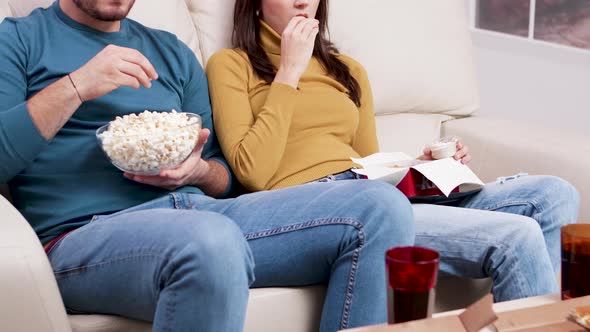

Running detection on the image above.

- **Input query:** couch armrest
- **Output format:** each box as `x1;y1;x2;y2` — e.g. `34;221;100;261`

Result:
442;116;588;220
0;195;72;332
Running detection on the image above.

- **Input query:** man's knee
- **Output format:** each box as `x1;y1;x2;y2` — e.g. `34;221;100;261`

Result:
163;211;255;288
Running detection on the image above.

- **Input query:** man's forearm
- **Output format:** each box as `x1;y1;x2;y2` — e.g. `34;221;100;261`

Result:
27;76;82;141
195;159;230;197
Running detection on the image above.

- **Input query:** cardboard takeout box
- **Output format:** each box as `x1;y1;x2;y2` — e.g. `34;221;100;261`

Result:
341;294;590;332
351;152;485;198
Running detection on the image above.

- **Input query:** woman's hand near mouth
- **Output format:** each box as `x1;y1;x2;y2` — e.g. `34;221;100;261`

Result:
274;16;319;89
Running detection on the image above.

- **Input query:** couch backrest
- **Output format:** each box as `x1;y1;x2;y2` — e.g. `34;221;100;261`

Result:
3;0;479;117
185;0;479;118
329;0;479;117
1;0;206;63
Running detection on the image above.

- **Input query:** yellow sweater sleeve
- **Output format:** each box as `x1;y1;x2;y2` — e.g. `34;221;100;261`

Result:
348;59;379;157
206;50;298;191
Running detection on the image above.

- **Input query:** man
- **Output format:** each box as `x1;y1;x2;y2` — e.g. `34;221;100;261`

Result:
0;1;415;331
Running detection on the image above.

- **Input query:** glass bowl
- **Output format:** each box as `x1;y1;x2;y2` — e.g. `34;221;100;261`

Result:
96;112;201;175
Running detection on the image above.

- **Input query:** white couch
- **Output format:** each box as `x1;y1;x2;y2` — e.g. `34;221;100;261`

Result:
0;0;587;331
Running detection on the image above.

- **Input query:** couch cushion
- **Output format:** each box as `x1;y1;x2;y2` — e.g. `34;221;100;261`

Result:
375;113;452;157
68;286;326;332
244;286;325;332
4;0;52;17
443;116;590;221
328;0;479;117
128;0;203;64
186;0;235;66
0;195;72;332
0;2;13;21
69;315;150;332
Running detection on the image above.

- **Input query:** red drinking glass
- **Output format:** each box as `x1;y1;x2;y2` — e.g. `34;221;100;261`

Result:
561;224;590;299
386;246;440;324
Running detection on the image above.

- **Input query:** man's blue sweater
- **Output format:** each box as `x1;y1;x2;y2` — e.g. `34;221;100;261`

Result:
0;2;231;244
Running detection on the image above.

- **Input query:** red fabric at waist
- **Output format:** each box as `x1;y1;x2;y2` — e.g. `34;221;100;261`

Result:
43;231;73;254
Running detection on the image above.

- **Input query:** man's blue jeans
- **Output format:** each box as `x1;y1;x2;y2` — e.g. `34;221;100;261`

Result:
47;180;415;332
319;171;580;302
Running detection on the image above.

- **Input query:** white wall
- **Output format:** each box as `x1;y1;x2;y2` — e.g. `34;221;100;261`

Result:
467;0;590;135
471;30;590;135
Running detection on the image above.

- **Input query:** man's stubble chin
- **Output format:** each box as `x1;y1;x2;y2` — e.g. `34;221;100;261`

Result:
72;0;135;21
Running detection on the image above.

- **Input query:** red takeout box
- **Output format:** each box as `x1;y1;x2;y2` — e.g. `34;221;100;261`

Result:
395;168;460;198
351;152;484;199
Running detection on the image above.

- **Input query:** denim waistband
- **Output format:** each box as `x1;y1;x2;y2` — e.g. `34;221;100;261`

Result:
314;169;366;183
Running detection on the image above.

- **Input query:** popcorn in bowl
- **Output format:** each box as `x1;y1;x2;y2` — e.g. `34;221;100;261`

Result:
96;110;201;175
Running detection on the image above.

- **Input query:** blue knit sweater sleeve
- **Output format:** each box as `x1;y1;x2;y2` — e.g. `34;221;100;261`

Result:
0;18;49;183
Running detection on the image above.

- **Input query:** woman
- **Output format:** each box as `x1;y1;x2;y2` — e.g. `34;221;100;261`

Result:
207;0;580;328
206;3;416;331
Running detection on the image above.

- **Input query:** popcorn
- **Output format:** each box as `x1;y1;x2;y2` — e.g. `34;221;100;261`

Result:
97;110;201;174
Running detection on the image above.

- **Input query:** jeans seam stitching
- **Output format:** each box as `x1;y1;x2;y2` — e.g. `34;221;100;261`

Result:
171;193;182;210
478;199;541;213
341;224;365;329
163;291;176;332
529;197;546;224
416;234;509;244
498;241;532;298
243;218;364;329
244;218;361;240
54;252;169;277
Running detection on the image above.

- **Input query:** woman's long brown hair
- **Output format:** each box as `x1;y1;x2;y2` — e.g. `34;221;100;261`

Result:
232;0;362;107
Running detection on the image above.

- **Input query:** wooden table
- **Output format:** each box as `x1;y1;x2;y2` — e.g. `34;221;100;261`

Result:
342;293;563;331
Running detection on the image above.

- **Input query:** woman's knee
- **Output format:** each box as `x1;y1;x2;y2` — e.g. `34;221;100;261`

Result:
530;176;580;224
546;176;579;212
347;180;415;244
506;216;548;254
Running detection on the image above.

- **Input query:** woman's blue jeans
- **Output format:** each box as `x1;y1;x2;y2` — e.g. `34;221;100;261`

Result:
414;174;579;301
47;180;415;332
319;171;580;302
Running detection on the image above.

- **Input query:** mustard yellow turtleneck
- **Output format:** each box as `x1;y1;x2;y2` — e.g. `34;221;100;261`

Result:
206;20;378;192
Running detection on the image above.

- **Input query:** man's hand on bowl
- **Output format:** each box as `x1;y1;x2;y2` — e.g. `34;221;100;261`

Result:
124;128;211;190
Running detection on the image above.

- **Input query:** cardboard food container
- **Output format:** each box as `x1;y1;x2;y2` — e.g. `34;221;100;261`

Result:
351;152;485;199
341;294;590;332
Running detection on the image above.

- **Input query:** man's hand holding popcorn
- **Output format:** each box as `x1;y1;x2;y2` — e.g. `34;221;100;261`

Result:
124;128;213;191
